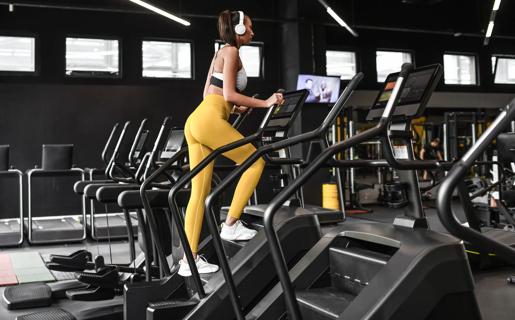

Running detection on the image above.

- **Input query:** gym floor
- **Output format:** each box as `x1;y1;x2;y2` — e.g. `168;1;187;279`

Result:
1;201;514;319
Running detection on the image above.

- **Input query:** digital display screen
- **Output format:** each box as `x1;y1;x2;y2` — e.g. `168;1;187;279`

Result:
397;68;435;105
272;92;305;116
373;68;435;109
165;131;184;151
366;64;441;121
296;74;340;103
135;131;149;151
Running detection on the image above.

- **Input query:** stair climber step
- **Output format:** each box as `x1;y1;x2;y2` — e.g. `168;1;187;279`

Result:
15;308;76;320
4;282;52;310
329;246;389;295
222;238;247;258
296;287;355;320
146;298;199;320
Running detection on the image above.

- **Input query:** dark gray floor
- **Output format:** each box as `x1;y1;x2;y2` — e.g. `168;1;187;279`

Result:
1;203;515;319
351;201;515;320
0;240;141;320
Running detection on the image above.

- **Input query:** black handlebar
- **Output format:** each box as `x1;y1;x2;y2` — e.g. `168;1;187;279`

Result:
202;73;363;319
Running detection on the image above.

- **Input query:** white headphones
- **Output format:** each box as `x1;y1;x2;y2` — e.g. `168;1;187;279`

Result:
234;11;246;35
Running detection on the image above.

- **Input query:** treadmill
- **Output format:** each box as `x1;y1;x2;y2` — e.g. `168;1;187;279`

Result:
26;144;86;244
86;119;151;241
0;145;24;247
245;64;482;320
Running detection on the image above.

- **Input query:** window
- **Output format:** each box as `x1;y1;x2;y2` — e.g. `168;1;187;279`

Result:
142;40;192;78
0;36;36;73
376;50;412;82
326;50;357;80
443;53;477;85
492;55;515;84
214;41;263;78
66;37;119;77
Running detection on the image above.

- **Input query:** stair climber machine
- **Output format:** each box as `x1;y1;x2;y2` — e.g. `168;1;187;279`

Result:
134;77;363;320
117;107;253;320
245;63;483;320
437;100;515;286
427;119;515;269
0;119;179;320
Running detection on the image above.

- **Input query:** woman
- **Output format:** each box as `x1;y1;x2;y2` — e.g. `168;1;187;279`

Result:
178;10;285;277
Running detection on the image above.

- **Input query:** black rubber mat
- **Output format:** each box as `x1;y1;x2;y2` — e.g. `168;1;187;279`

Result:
3;283;52;310
15;309;75;320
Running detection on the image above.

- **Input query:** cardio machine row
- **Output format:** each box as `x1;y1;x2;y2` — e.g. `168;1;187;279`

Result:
4;63;515;320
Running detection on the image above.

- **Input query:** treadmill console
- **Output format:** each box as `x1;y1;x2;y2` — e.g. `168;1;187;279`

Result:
132;130;149;160
366;64;442;121
160;129;185;160
261;89;308;143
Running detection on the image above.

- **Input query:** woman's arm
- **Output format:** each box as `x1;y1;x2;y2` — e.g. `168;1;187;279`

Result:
203;55;216;98
222;47;270;108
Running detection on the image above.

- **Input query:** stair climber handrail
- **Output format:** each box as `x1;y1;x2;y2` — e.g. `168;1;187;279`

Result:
262;64;412;320
437;100;515;263
201;73;363;319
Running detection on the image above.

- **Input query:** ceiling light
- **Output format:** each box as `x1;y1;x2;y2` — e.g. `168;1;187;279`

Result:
493;0;501;11
318;0;358;37
128;0;190;26
485;21;494;38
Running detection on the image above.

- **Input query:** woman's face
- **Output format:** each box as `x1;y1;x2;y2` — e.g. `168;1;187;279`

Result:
237;16;254;45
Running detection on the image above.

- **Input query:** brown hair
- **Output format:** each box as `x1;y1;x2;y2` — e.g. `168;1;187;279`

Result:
218;10;242;47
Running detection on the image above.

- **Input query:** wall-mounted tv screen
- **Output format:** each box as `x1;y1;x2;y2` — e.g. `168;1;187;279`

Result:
296;74;340;104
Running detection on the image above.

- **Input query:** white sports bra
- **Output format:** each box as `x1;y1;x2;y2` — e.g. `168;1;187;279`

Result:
211;68;247;92
209;46;248;92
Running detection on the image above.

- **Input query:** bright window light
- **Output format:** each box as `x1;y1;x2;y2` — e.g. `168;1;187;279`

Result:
492;55;515;84
326;50;357;80
66;37;119;77
376;50;412;82
443;53;477;85
142;40;192;78
0;36;35;72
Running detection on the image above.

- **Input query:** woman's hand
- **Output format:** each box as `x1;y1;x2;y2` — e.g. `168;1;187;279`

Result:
232;105;251;114
265;92;285;107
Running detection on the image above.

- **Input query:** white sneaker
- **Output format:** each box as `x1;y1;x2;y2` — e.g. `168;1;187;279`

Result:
177;256;219;277
220;220;258;241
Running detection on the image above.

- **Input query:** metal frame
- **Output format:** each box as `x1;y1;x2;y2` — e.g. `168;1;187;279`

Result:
0;169;24;246
437;100;515;263
27;167;86;244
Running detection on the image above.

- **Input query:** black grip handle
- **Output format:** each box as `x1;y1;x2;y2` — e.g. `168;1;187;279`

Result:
399;63;414;78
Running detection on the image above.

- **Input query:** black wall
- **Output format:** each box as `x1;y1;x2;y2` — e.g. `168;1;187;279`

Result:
0;2;282;170
2;0;515;206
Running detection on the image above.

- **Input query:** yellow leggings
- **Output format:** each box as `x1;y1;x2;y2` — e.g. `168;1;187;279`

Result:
184;94;265;253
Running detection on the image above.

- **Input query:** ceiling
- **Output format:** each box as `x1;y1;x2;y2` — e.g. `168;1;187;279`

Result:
1;0;513;38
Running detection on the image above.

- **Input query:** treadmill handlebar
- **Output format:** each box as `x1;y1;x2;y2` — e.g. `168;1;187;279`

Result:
128;118;148;167
437;100;515;264
262;69;411;320
101;123;119;165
